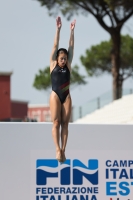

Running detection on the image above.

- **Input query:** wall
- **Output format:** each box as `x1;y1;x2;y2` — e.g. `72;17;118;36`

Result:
0;75;11;120
0;123;133;200
11;101;28;119
28;106;51;122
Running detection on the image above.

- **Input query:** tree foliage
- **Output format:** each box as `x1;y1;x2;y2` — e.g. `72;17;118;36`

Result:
33;65;87;91
70;65;87;88
80;34;133;81
33;67;51;90
36;0;133;26
81;40;111;76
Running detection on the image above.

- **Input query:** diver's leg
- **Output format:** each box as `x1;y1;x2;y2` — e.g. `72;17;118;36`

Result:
61;94;72;162
50;91;62;161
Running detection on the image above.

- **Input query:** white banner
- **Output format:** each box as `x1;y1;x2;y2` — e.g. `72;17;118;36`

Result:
30;150;133;200
0;123;133;200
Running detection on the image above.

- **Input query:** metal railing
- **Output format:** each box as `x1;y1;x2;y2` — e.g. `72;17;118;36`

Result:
72;88;133;121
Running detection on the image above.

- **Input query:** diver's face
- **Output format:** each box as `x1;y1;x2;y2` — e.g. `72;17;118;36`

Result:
57;53;67;67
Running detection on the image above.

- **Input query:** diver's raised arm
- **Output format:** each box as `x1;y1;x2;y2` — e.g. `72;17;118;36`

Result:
50;16;62;64
68;19;76;66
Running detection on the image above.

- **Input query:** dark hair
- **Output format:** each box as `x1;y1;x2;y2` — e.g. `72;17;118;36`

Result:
56;48;68;58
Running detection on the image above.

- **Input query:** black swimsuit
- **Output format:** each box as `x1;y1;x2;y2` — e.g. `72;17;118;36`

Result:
51;64;70;104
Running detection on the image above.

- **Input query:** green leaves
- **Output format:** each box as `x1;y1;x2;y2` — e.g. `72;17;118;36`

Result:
71;65;87;86
80;40;112;76
36;0;133;18
33;67;51;90
120;35;133;80
120;35;133;69
80;35;133;79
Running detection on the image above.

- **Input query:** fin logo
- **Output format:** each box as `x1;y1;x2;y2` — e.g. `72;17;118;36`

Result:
36;159;98;185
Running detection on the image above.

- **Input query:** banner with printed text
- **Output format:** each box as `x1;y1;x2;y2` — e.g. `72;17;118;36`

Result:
30;150;133;200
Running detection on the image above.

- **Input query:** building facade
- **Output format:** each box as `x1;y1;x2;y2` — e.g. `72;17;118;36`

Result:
0;72;28;121
28;104;51;122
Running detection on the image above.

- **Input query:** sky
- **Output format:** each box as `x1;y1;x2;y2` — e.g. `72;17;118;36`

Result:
0;0;133;106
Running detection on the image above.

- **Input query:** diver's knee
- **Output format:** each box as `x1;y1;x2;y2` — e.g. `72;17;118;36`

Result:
61;121;69;129
53;119;61;129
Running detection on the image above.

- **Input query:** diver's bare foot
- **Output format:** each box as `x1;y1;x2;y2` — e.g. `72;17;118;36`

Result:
56;150;62;162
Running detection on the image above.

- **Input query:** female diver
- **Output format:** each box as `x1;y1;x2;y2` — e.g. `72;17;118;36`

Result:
49;16;76;162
